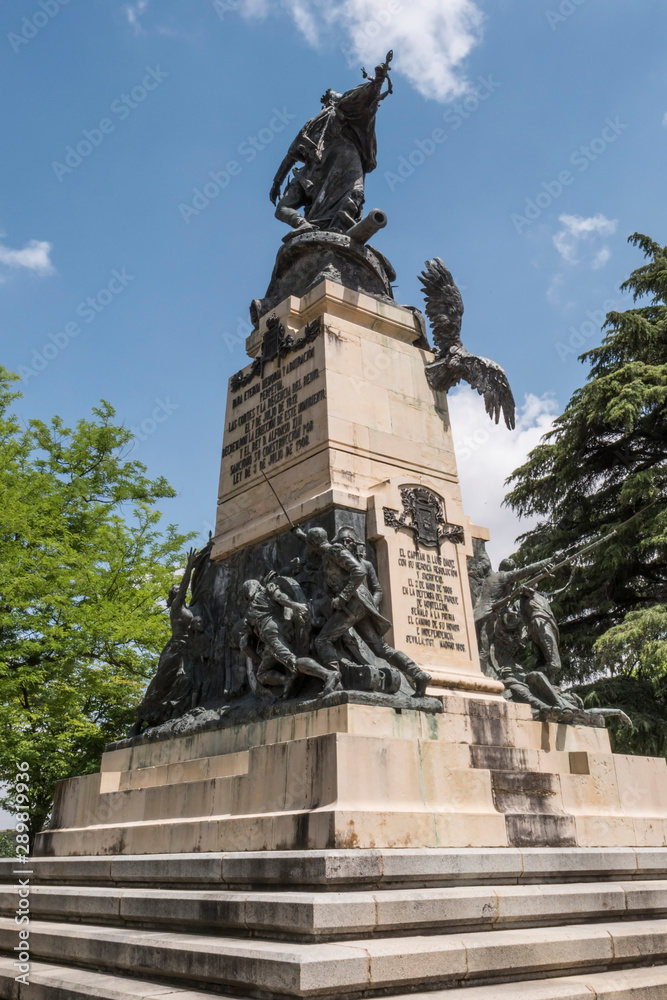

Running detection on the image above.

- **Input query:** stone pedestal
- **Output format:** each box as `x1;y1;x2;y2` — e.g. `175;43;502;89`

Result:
34;697;667;859
21;696;667;998
213;279;500;697
33;278;667;865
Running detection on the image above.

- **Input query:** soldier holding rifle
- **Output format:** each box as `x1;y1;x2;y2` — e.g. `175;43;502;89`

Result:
472;511;653;726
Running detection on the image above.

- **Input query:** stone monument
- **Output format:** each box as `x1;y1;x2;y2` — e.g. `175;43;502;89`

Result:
3;57;667;1000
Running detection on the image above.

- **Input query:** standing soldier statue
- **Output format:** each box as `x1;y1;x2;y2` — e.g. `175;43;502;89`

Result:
293;525;432;698
518;579;562;682
473;553;553;679
470;525;643;728
270;52;394;233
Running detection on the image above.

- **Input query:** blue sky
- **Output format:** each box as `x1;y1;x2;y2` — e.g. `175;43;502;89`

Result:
1;0;666;559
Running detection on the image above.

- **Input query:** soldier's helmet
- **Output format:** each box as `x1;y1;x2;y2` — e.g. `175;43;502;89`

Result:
499;557;516;572
334;526;365;555
241;579;262;604
306;527;328;548
334;526;358;543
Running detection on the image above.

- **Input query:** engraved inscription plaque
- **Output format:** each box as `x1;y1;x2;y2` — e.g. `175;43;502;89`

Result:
220;321;326;492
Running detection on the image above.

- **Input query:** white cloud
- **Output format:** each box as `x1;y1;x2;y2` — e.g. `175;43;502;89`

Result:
449;389;558;566
546;272;565;305
0;237;54;276
552;213;617;270
591;246;611;270
558;214;617;240
663;112;667;127
242;0;485;102
290;1;319;46
124;0;150;33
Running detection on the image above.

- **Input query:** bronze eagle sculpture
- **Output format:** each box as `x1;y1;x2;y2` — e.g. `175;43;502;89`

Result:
419;258;516;430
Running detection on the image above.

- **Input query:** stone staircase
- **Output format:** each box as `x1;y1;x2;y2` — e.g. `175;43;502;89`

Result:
7;699;667;996
2;848;667;998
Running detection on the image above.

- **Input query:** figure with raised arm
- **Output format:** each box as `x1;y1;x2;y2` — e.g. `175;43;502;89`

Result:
130;547;200;734
293;525;432;698
270;52;393;233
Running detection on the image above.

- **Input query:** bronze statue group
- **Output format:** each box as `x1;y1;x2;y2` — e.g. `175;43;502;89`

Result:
131;526;432;735
130;527;633;737
470;546;632;729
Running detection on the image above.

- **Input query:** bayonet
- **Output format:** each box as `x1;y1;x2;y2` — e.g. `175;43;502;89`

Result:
493;500;658;612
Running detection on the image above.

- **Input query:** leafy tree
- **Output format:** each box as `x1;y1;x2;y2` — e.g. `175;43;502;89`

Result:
0;831;16;859
0;368;193;843
504;234;667;740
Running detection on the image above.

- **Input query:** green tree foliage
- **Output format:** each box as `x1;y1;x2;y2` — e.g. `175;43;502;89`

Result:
576;675;667;759
0;368;193;841
0;832;16;859
504;234;667;740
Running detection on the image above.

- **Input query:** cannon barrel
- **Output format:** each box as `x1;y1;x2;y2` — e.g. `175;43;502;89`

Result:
346;209;388;245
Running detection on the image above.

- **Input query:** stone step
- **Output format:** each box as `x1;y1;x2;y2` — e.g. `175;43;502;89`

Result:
100;696;604;773
0;958;222;999
109;744;583;796
2;881;667;940
3;848;667;890
3;916;667;996
47;806;657;856
2;960;667;1000
116;749;251;792
394;965;667;999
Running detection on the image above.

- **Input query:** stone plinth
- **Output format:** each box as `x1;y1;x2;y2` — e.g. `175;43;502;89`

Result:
214;279;454;559
213;278;501;697
34;698;667;859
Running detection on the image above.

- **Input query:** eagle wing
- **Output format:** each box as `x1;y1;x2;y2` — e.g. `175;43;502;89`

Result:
419;258;516;431
418;258;464;354
427;347;517;430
